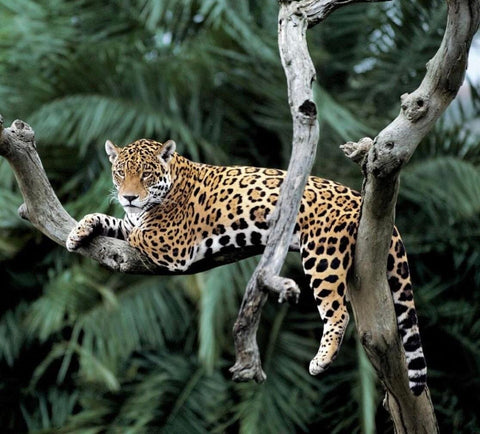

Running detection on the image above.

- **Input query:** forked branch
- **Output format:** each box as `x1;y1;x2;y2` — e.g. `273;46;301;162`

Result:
342;0;479;432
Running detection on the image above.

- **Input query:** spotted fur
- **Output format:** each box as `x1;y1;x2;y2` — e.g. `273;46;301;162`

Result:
67;138;427;395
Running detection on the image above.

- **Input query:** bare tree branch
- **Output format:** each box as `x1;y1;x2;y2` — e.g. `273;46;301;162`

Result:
229;0;388;382
229;0;319;382
342;0;479;432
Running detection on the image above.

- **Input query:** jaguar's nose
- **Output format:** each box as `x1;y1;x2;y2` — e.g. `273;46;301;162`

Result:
123;194;139;204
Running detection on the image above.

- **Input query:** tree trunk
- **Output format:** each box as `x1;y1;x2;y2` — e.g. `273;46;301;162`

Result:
342;0;479;431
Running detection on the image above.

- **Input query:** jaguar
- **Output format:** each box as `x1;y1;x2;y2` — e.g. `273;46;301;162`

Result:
67;138;427;395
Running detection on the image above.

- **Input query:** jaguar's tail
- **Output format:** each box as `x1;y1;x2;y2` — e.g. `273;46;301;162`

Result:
388;228;427;396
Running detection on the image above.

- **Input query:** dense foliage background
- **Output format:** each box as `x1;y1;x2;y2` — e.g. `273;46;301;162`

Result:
0;0;479;432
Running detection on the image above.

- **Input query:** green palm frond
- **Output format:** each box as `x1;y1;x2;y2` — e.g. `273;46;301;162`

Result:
20;387;79;433
197;266;243;371
65;351;231;433
196;260;257;367
25;265;116;342
0;159;22;190
234;306;328;434
348;0;446;117
414;95;480;164
63;171;118;217
25;265;192;389
399;158;480;273
67;276;192;384
399;157;480;286
0;302;29;366
437;300;480;364
29;94;181;152
314;84;372;142
0;190;32;259
30;340;121;393
0;0;76;61
422;299;480;429
401;157;480;224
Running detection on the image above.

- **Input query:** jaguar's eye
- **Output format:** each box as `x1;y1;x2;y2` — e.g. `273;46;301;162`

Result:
142;171;152;180
116;169;125;178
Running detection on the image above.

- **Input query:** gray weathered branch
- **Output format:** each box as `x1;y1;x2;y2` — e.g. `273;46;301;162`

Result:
342;0;479;432
229;0;388;382
229;0;319;383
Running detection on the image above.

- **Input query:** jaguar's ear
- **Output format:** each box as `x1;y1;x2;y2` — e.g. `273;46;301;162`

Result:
105;140;119;164
159;140;176;164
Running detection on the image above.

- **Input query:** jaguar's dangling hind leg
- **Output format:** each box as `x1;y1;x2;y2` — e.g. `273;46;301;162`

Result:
300;222;427;396
300;230;354;374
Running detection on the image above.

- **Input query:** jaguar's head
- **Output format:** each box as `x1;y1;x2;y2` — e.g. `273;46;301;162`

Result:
105;139;176;214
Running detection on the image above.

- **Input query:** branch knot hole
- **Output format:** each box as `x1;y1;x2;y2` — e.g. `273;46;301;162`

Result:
298;99;317;118
400;92;429;122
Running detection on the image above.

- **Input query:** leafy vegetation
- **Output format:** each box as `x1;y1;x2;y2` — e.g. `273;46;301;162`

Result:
0;0;479;432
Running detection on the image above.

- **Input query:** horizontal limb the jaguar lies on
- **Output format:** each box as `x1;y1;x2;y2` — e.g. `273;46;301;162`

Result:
67;138;427;395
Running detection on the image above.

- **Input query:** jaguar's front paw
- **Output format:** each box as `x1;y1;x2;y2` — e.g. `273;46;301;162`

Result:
66;214;98;251
66;229;85;251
